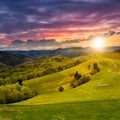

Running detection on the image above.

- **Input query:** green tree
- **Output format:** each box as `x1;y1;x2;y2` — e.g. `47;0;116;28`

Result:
18;79;23;86
21;86;33;99
58;86;64;92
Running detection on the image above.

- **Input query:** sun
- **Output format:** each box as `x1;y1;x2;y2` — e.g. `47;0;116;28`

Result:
92;37;105;50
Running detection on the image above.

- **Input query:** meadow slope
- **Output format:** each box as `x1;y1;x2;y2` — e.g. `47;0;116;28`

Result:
0;54;120;120
15;55;120;105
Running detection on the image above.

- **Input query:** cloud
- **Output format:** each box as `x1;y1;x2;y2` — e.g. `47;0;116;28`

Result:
61;39;84;44
117;32;120;35
0;0;120;35
0;29;120;50
0;0;120;47
1;38;85;50
11;40;25;45
7;39;61;50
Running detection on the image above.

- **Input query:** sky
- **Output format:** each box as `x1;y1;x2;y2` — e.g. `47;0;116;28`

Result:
0;0;120;50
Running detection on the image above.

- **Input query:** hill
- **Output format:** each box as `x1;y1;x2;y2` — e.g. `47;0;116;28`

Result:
5;47;95;58
0;51;32;67
0;53;120;120
0;53;120;104
0;55;87;86
11;56;118;106
4;46;120;58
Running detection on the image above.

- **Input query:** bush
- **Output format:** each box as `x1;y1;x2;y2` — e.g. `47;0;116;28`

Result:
89;62;100;75
88;65;90;69
58;86;64;92
18;79;23;86
58;67;64;71
93;62;100;72
74;71;81;80
13;90;25;101
0;84;34;104
21;86;33;99
70;74;91;88
70;79;80;88
80;74;91;84
74;60;80;66
89;69;97;75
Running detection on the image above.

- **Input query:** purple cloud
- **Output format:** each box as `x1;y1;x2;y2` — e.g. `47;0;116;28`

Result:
0;0;120;47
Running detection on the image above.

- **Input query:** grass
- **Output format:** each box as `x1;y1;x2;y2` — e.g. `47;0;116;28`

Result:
13;56;120;105
22;56;96;95
0;100;120;120
0;53;120;119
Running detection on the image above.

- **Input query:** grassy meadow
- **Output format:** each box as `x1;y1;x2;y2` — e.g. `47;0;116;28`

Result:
0;53;120;120
0;100;120;120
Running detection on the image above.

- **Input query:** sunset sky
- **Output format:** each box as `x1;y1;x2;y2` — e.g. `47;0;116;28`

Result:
0;0;120;50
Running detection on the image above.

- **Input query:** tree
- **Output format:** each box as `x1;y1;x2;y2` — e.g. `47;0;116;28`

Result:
21;86;33;99
74;71;78;79
93;62;98;70
58;86;64;92
93;62;100;72
18;79;23;86
88;65;90;69
74;71;81;80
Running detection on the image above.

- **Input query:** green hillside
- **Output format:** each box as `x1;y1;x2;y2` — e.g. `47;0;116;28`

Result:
0;55;85;86
0;53;120;120
13;55;120;105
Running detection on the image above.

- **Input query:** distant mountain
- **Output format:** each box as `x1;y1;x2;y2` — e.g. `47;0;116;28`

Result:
4;47;95;58
114;47;120;52
53;47;95;57
0;51;32;67
5;50;53;58
104;46;120;51
2;46;120;59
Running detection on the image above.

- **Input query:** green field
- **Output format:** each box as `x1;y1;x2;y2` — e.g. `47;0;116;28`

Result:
0;53;120;120
0;100;120;120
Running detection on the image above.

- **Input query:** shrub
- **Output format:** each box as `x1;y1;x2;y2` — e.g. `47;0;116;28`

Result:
0;84;34;104
70;80;79;88
74;71;78;79
74;71;81;80
21;86;33;99
58;67;63;71
88;65;90;69
81;74;91;84
58;86;64;92
74;60;80;66
14;90;25;101
18;79;23;86
89;62;100;75
71;74;91;88
93;62;100;72
89;69;97;75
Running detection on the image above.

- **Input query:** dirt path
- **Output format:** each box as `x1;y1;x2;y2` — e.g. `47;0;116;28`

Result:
107;59;119;74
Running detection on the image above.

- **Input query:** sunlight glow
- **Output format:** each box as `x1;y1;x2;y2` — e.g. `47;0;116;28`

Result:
92;37;105;50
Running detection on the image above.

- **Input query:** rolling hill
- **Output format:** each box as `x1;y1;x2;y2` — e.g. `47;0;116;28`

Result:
5;47;95;58
0;53;120;120
5;46;120;58
0;51;32;67
0;55;86;86
13;55;120;105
